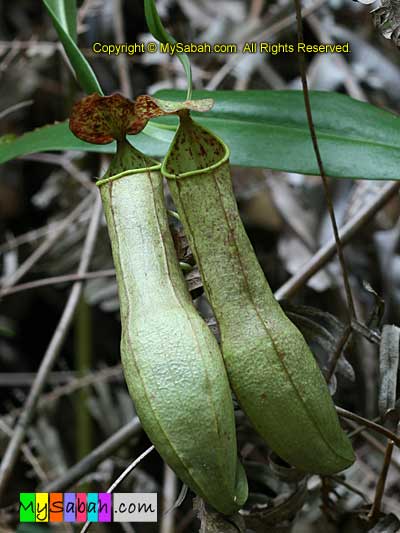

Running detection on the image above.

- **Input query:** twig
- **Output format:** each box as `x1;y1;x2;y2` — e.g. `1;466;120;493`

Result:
0;419;48;484
293;0;356;321
274;181;400;301
0;370;96;387
107;446;154;494
0;221;63;253
0;262;193;298
42;417;141;493
344;419;400;473
0;99;34;120
336;407;400;449
1;365;123;421
368;439;394;521
0;194;93;294
0;40;57;52
351;319;381;345
328;475;370;504
0;195;103;500
327;325;352;382
346;415;382;439
80;445;155;533
0;269;116;298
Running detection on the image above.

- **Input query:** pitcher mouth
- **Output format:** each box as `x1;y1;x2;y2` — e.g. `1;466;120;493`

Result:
161;114;230;180
132;94;228;180
96;139;161;187
96;164;161;188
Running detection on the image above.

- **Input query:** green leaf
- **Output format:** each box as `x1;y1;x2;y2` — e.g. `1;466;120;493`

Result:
48;0;77;43
144;0;192;100
42;0;102;95
0;121;172;164
154;90;400;181
1;90;400;183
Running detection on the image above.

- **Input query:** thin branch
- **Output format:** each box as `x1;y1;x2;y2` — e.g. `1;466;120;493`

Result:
368;439;394;521
0;221;64;253
274;181;400;301
0;99;34;120
0;370;94;387
80;445;155;533
328;475;370;504
327;325;352;382
346;415;382;439
344;419;400;472
107;446;154;494
0;40;57;52
0;419;48;484
293;0;356;321
42;417;141;493
0;269;116;298
351;319;381;344
0;194;93;294
0;195;103;500
336;407;400;449
1;263;193;298
2;365;123;421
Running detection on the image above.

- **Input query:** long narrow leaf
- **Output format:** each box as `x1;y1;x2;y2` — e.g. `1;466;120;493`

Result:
42;0;102;95
2;90;400;183
144;0;192;99
47;0;77;43
154;89;400;181
0;122;171;164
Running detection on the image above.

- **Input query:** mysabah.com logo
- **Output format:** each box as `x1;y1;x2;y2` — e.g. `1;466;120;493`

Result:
19;493;157;523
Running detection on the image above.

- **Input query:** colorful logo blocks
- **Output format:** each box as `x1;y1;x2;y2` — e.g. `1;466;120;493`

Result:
19;493;157;523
